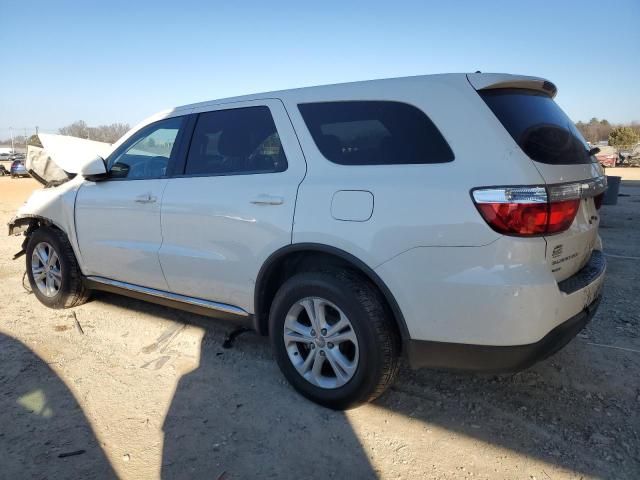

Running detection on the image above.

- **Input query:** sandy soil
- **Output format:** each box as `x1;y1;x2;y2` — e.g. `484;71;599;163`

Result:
0;176;638;479
604;168;640;181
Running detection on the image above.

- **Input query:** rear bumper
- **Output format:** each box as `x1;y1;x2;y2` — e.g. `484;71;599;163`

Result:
407;295;601;371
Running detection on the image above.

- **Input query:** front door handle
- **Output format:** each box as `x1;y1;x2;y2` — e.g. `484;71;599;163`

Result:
250;194;284;206
135;193;157;204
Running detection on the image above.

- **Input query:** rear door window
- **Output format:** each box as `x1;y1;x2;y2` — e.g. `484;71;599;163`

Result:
184;106;287;176
479;89;593;165
298;101;454;165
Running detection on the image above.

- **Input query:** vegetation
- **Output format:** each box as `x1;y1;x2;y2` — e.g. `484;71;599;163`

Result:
58;120;130;144
608;126;640;149
1;121;130;147
575;118;640;145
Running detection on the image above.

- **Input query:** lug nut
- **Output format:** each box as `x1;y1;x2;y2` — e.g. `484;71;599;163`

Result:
327;342;334;349
321;328;327;336
319;350;326;357
310;343;316;349
310;329;316;337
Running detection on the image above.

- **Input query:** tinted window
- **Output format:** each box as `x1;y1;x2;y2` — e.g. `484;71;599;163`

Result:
108;117;184;179
185;106;287;176
479;89;592;165
298;101;453;165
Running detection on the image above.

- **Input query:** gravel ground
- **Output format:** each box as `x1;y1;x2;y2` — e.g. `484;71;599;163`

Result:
0;176;638;479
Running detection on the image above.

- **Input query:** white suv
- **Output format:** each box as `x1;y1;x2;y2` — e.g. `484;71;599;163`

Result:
10;73;607;409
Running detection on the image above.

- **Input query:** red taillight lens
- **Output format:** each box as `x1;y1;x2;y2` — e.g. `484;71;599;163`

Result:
473;186;582;237
476;203;548;235
547;199;580;234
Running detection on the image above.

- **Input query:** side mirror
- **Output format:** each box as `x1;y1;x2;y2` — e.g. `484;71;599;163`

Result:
80;156;108;180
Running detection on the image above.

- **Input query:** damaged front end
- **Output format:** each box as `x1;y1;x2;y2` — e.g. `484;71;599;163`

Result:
9;133;112;259
27;133;111;186
8;173;86;261
8;216;43;259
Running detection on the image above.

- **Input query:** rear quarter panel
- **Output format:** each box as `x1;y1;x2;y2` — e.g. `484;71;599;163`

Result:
284;75;546;268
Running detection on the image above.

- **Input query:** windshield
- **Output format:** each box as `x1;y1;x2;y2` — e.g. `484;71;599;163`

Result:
480;89;593;165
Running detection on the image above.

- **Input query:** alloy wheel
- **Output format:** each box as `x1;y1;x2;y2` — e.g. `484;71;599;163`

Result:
31;242;62;297
283;297;359;389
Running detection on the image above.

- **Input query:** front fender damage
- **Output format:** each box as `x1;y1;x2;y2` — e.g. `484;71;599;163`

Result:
8;174;83;261
8;215;55;260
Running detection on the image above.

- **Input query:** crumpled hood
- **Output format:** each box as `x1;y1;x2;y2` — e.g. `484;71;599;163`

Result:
27;133;112;185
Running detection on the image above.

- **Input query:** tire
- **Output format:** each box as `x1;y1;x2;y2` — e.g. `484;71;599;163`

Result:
269;270;400;409
26;227;90;309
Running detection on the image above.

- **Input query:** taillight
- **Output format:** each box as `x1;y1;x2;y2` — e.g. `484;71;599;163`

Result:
547;199;580;233
472;185;580;237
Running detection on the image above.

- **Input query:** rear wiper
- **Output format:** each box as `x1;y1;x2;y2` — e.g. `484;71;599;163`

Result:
588;147;600;156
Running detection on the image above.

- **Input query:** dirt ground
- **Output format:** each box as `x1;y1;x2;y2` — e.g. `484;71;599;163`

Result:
0;176;638;480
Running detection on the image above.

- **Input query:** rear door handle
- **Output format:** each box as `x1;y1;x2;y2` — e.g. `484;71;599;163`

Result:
250;194;284;206
135;193;157;204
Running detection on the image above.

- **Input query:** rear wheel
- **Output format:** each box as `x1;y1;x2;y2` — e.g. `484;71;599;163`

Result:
269;270;399;409
26;227;90;309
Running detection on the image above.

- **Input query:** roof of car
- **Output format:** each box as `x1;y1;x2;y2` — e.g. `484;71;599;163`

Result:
111;72;551;153
172;72;552;112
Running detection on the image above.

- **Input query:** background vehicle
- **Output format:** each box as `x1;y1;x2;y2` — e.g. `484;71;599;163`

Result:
618;143;640;166
0;164;9;176
595;146;619;167
9;73;606;409
10;160;29;178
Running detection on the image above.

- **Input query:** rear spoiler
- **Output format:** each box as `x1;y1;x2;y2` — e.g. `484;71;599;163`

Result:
467;73;557;98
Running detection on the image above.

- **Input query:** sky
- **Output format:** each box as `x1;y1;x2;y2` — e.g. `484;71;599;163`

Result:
1;0;638;140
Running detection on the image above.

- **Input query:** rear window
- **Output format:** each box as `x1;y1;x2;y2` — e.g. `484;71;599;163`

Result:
185;106;287;176
298;101;453;165
479;89;592;165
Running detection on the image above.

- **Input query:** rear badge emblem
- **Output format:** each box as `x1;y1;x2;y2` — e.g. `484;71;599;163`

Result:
552;245;563;259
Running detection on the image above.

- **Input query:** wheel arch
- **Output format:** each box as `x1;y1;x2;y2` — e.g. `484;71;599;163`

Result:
9;214;71;255
254;243;410;349
9;214;67;236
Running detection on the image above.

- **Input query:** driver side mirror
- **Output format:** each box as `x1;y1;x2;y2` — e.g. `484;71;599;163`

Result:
80;155;108;181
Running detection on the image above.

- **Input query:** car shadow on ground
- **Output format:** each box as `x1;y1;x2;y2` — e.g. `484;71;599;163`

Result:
88;291;378;478
160;327;378;479
87;278;639;480
0;332;116;478
165;326;638;478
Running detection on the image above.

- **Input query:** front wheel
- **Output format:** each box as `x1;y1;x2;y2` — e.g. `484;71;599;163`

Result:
26;227;90;309
269;270;400;409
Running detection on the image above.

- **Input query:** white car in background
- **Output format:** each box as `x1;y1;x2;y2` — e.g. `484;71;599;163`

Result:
10;73;607;409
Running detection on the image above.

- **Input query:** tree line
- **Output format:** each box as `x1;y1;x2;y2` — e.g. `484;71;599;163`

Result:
0;121;130;147
3;118;639;150
576;118;640;147
57;120;130;144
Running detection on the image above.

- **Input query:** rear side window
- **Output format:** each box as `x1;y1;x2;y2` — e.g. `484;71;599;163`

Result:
479;89;592;165
298;101;453;165
185;106;287;176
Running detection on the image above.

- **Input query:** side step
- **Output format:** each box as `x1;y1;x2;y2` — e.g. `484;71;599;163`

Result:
84;276;252;325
